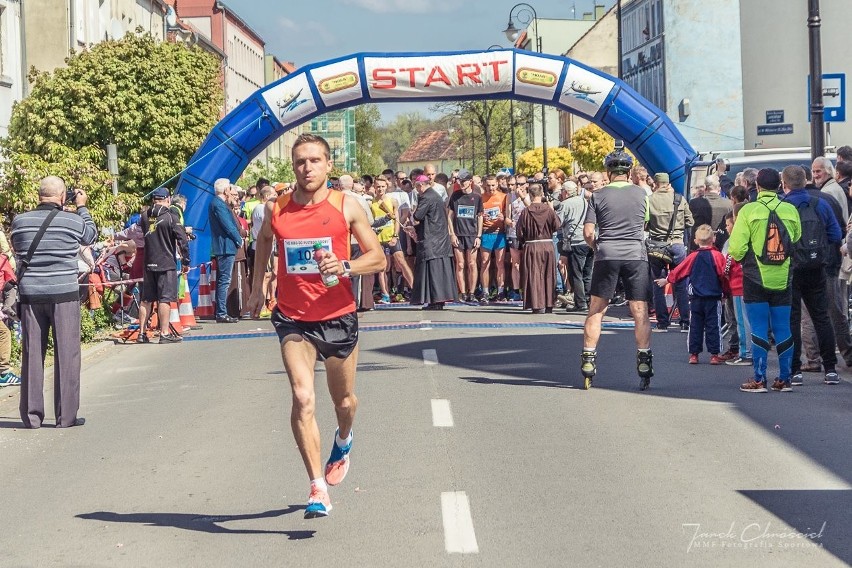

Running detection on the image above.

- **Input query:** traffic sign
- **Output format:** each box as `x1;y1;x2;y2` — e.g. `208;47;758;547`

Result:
808;73;846;122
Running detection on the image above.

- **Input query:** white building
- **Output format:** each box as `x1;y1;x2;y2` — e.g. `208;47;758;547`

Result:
0;0;24;138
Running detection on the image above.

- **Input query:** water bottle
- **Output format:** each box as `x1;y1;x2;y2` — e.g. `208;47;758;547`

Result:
313;242;339;287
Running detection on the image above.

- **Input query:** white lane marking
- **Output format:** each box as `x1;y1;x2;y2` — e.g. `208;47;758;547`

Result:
420;319;433;331
431;399;454;427
422;349;439;365
442;491;479;554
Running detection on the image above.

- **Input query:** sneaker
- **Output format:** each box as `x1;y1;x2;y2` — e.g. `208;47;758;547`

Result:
688;354;699;364
824;372;840;385
740;379;768;393
259;308;272;318
652;326;669;333
158;333;183;344
772;379;793;392
710;355;725;365
304;485;332;519
790;373;804;386
478;295;488;305
680;322;690;333
726;357;753;366
324;429;352;486
717;349;738;362
136;333;151;344
0;371;21;387
377;294;391;304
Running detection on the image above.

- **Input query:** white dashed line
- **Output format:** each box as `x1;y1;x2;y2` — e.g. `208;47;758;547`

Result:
431;399;454;427
442;491;479;554
422;349;439;365
420;319;433;330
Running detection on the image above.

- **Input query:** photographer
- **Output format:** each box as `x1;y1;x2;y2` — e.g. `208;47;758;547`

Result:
10;176;97;428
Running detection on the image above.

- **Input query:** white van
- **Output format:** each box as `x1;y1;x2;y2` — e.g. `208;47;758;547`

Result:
686;147;837;199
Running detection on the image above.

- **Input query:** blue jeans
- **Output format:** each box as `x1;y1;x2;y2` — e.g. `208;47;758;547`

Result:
214;254;235;318
732;296;752;359
650;243;689;328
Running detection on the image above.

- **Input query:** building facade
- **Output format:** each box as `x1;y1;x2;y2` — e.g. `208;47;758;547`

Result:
741;0;849;151
173;0;264;113
308;110;356;173
23;0;168;80
0;0;24;138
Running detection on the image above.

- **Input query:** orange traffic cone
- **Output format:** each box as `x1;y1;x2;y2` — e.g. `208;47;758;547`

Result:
196;263;214;319
179;289;202;329
169;302;185;336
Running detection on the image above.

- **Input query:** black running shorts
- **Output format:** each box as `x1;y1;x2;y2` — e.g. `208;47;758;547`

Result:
589;259;650;302
141;269;178;303
271;308;359;360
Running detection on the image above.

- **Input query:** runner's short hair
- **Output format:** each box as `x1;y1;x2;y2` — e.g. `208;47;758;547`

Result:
292;133;330;160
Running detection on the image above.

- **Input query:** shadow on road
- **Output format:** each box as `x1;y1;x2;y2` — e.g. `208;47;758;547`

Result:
375;330;852;565
0;420;23;429
739;490;852;565
77;506;314;538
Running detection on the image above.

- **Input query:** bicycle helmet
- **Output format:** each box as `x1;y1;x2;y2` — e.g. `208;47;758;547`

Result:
603;149;633;174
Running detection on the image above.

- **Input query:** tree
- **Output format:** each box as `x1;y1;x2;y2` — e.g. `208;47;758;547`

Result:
517;147;574;175
571;124;617;172
239;157;295;188
0;142;141;229
354;104;386;175
7;31;223;196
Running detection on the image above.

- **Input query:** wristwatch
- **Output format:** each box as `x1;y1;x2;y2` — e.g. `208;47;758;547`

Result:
341;260;352;277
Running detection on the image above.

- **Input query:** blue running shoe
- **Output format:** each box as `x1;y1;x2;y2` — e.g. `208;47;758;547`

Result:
324;429;352;486
0;371;21;387
304;485;332;519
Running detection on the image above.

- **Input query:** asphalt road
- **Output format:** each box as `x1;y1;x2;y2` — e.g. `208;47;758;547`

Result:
0;304;850;567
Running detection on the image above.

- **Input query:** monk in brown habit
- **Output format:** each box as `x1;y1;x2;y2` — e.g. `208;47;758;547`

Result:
516;181;560;314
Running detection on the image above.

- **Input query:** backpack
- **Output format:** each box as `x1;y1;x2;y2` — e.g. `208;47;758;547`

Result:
757;200;793;266
787;196;826;269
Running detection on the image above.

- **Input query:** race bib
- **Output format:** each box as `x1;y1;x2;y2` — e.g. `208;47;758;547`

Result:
282;237;332;275
485;206;500;221
457;205;475;219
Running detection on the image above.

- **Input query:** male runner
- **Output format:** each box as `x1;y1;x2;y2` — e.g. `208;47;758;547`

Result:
248;134;386;518
580;149;654;390
479;175;509;302
448;169;483;302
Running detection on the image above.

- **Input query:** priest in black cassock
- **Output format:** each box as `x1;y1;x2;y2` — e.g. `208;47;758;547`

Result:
408;175;458;310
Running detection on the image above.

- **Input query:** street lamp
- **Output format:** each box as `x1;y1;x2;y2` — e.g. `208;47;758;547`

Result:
489;44;516;174
504;2;547;173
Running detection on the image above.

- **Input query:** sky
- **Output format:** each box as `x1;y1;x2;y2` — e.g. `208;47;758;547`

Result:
222;0;617;124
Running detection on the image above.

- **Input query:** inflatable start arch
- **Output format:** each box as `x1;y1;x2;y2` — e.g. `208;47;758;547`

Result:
175;49;698;295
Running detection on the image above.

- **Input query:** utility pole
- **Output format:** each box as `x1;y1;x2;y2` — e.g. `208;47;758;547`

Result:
808;0;825;162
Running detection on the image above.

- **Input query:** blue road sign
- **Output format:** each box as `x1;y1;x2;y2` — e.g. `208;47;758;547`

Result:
808;73;846;123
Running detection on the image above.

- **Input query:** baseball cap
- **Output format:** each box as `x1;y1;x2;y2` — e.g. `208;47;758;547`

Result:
654;172;670;184
756;168;781;191
457;168;472;181
151;187;170;199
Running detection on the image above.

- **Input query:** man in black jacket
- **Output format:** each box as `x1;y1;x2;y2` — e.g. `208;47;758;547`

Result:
137;188;189;344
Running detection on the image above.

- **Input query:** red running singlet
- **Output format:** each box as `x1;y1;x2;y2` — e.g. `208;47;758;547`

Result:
270;190;355;321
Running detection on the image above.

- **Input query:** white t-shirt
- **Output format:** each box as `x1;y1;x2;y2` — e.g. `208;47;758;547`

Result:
389;189;412;222
250;202;266;249
431;183;448;203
